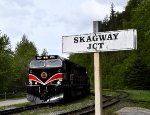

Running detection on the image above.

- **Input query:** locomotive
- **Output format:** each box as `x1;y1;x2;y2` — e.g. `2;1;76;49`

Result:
27;55;90;104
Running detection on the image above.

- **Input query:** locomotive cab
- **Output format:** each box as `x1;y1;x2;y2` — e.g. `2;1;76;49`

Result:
27;55;65;103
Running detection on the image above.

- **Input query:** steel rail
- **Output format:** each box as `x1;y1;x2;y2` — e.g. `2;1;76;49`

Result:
59;91;129;115
0;103;51;115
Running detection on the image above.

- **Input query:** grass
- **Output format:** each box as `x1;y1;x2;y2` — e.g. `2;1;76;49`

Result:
124;90;150;101
103;89;119;97
0;97;26;102
0;102;32;110
0;92;26;101
104;100;150;115
104;90;150;115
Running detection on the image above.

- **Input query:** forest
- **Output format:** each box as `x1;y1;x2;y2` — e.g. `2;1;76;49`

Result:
69;0;150;90
0;0;150;93
0;34;38;92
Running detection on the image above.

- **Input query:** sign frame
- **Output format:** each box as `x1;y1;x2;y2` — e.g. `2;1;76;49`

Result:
62;29;137;53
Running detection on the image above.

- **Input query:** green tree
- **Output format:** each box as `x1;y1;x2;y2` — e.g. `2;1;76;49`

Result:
14;34;38;91
102;0;150;89
0;34;11;53
41;48;48;56
125;58;150;89
124;0;141;22
0;34;14;92
122;0;150;89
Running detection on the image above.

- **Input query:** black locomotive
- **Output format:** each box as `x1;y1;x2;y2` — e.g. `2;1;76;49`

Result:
27;55;90;104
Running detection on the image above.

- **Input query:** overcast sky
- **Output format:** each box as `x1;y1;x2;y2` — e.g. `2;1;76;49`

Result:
0;0;128;57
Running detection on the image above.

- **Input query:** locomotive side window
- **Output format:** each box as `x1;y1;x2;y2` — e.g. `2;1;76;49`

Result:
30;60;45;68
46;59;62;68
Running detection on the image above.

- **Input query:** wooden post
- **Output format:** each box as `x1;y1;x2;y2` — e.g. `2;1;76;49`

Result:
93;21;102;115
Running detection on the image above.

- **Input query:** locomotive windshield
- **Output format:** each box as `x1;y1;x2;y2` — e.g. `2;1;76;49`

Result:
30;59;62;68
46;59;62;67
30;60;45;68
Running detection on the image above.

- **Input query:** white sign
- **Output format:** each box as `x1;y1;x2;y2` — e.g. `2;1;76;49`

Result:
62;29;137;53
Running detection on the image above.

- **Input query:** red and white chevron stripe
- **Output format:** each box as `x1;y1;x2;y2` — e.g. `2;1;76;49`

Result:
28;73;63;85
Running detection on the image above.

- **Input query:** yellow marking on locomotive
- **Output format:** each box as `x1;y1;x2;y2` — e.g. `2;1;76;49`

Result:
41;72;47;79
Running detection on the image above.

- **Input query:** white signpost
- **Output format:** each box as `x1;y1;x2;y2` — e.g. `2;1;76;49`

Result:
62;21;137;115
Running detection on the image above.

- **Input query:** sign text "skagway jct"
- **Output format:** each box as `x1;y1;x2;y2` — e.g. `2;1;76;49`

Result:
74;33;119;50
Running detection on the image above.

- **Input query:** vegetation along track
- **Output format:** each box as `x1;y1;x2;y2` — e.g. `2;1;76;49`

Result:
0;102;55;115
59;91;129;115
0;91;129;115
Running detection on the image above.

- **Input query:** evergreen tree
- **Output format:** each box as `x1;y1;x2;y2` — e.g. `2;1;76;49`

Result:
69;0;150;90
0;34;14;92
41;48;48;56
14;34;38;91
0;34;11;54
125;58;150;89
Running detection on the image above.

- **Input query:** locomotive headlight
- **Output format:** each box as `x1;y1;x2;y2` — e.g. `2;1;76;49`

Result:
29;80;32;85
57;81;61;85
29;80;37;85
43;56;48;59
57;80;62;85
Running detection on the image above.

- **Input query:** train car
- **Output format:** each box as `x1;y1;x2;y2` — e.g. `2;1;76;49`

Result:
27;55;90;104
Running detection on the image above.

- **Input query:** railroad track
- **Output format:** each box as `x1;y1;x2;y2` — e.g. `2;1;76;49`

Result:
59;91;129;115
0;91;128;115
125;98;150;104
0;103;53;115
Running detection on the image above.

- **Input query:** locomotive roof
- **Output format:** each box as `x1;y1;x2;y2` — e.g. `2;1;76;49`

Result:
33;55;65;61
32;55;86;69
